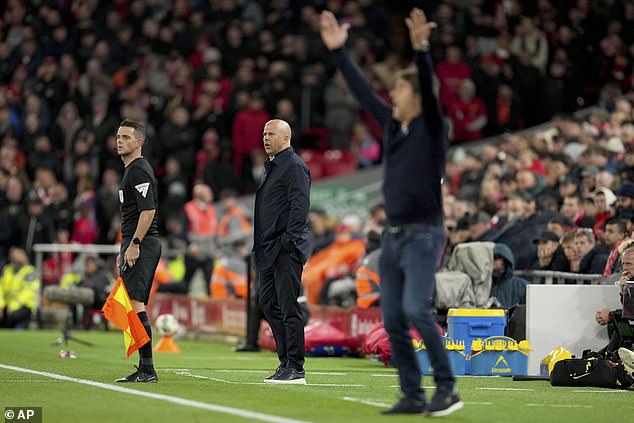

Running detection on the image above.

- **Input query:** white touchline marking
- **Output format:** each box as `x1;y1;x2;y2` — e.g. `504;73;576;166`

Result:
304;372;348;376
572;390;629;393
0;364;309;423
0;379;63;383
173;370;363;387
464;402;493;406
526;403;593;409
388;385;436;389
371;374;397;377
305;383;364;387
341;397;391;408
477;387;534;391
211;370;347;376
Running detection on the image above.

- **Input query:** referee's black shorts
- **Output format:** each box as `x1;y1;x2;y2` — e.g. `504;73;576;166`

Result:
120;237;162;305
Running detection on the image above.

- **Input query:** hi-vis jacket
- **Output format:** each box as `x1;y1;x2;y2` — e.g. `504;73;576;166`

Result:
0;264;40;312
355;249;381;308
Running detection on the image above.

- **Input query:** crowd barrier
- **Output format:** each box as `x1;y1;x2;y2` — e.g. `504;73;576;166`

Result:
514;270;605;285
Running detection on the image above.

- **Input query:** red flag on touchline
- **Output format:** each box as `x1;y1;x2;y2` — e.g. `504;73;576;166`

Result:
102;277;149;357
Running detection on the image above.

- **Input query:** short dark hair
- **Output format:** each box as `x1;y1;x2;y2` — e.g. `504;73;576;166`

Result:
605;218;628;235
395;67;420;94
119;119;146;141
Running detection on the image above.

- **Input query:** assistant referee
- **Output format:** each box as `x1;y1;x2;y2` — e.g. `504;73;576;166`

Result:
114;119;161;383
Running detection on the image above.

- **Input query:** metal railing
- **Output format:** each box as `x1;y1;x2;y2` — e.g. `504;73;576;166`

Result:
514;270;605;285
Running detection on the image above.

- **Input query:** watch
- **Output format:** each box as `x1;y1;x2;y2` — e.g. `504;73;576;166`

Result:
132;237;141;245
415;39;430;52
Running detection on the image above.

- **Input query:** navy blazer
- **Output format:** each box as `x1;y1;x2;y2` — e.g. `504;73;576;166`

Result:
253;147;311;267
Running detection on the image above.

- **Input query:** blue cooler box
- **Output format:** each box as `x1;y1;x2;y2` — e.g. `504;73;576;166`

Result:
470;336;531;376
447;308;506;353
414;338;468;376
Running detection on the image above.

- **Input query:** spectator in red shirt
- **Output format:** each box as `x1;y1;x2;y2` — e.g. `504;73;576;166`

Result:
232;92;270;178
436;46;471;107
446;79;487;143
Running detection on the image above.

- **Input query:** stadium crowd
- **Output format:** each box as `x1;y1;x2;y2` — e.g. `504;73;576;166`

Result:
1;1;634;327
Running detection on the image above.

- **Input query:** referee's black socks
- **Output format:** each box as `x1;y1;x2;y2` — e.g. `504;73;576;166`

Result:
137;311;154;373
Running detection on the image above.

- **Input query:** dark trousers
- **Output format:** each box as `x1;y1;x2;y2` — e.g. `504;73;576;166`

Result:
380;225;455;401
257;251;305;370
0;306;32;328
184;255;213;295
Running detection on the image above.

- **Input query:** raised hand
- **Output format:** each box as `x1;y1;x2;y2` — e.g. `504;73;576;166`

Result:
404;8;437;49
320;10;349;50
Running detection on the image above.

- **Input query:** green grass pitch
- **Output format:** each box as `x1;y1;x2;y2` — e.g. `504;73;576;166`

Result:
1;330;632;422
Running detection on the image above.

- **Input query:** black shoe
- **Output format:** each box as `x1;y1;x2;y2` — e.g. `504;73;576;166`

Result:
265;367;306;384
115;366;158;383
264;365;286;381
233;343;260;352
427;387;463;417
381;397;425;414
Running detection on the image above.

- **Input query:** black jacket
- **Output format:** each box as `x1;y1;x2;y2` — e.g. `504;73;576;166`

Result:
253;147;311;267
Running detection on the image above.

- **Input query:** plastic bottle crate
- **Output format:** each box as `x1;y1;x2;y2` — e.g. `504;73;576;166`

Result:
470;336;531;376
414;338;468;376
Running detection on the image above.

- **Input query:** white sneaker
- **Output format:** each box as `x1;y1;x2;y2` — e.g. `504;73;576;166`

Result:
618;347;634;377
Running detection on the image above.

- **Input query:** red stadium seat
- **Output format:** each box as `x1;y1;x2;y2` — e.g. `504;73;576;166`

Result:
322;149;357;177
298;149;324;180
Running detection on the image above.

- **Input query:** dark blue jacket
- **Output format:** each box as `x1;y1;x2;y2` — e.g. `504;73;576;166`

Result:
253;147;311;267
332;48;446;225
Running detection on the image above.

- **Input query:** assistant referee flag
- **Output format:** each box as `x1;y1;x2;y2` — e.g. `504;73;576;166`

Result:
102;277;150;357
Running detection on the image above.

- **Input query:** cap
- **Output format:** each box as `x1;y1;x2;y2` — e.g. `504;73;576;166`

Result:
616;183;634;199
606;137;625;154
594;187;617;206
533;230;560;244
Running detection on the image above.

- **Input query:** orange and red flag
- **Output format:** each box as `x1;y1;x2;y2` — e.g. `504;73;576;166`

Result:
102;277;149;357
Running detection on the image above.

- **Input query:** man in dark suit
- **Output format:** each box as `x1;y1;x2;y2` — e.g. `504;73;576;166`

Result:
253;119;311;384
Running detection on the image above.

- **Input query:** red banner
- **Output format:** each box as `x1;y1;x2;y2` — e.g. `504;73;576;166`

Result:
147;294;382;340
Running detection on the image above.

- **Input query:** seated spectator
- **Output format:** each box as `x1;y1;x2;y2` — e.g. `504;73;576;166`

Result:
576;228;610;274
302;223;365;304
355;231;382;308
446;79;487;142
592;187;617;234
561;193;593;228
490;243;527;308
363;204;386;236
210;240;249;299
436;45;471;107
603;218;628;276
0;247;39;329
615;183;634;221
308;208;334;256
560;231;580;272
595;244;634;357
490;243;528;340
547;215;573;238
532;230;568;271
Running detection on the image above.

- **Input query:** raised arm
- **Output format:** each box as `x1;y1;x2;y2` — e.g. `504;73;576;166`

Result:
320;11;392;126
406;8;445;137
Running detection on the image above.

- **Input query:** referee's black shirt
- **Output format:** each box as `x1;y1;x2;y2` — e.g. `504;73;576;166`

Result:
119;157;160;239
